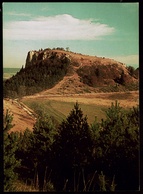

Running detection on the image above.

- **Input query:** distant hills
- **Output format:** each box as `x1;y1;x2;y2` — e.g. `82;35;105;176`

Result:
3;68;21;80
3;48;139;98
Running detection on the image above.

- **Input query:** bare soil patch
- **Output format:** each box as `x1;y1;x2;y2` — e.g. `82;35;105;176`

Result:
4;98;36;133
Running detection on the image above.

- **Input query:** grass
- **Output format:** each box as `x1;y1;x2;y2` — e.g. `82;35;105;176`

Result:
12;170;116;192
21;90;138;125
11;180;38;192
21;98;107;124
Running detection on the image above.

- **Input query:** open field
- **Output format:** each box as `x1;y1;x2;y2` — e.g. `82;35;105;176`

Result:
21;98;107;124
21;90;139;124
4;91;139;132
22;90;139;108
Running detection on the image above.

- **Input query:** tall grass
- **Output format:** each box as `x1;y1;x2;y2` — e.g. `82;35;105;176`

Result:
62;170;116;192
12;166;116;192
11;180;39;192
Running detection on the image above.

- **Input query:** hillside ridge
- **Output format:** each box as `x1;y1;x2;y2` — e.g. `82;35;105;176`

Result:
3;47;139;98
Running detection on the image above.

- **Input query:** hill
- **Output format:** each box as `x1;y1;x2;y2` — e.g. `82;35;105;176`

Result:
3;48;139;98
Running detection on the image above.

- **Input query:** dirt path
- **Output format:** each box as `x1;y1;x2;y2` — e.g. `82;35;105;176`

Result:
3;98;36;133
23;91;139;108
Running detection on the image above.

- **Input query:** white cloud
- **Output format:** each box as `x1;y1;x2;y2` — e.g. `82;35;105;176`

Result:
3;14;115;40
111;55;139;66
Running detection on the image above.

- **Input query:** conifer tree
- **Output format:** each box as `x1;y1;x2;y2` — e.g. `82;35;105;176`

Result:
93;101;139;190
3;110;20;191
32;115;56;191
51;102;93;191
15;128;35;182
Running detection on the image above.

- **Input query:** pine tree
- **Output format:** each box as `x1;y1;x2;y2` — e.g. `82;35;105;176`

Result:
15;128;35;182
32;115;56;191
93;101;139;190
51;102;93;191
3;110;21;191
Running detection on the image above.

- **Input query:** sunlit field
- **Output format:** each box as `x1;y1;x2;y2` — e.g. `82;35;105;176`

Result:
22;98;107;124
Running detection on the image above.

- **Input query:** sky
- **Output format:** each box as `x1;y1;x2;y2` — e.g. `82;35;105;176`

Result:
3;2;139;68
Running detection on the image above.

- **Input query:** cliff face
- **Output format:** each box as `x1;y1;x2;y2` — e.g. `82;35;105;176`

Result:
25;50;38;67
25;49;71;68
4;48;139;98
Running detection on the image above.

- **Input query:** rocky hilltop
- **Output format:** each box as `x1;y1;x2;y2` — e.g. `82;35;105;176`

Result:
25;48;71;68
3;48;139;98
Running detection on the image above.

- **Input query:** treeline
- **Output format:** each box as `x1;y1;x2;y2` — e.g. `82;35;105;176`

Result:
3;102;139;192
77;64;139;90
3;54;70;98
127;66;139;78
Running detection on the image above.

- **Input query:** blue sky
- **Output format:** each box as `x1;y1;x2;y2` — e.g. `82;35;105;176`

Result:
3;2;139;68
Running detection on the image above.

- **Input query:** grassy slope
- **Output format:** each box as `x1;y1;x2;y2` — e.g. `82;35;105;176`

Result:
22;98;107;124
21;90;139;125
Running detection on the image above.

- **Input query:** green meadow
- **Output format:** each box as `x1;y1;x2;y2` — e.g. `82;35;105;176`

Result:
22;98;107;124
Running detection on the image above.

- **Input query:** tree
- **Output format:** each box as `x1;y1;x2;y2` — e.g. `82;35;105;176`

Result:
127;65;135;76
51;102;93;191
92;101;139;190
66;47;69;52
3;51;70;98
15;128;35;182
32;115;56;191
3;110;21;191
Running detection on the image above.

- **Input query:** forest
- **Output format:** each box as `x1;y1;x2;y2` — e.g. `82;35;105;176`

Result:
3;101;139;192
3;52;70;98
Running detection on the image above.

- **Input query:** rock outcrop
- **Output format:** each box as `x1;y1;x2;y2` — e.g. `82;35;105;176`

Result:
25;48;71;68
25;50;39;67
4;47;139;98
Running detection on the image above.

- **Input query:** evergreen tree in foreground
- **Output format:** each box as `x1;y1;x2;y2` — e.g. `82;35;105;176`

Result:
3;102;139;191
92;101;139;190
51;102;93;191
32;115;56;191
3;110;21;191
